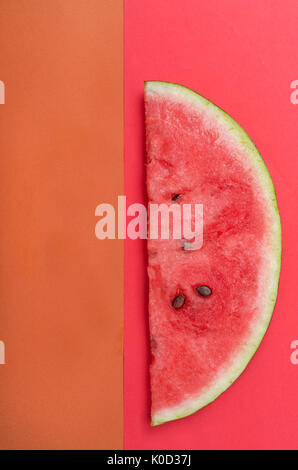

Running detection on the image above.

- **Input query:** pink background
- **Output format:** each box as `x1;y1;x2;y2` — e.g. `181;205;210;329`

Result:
124;0;298;449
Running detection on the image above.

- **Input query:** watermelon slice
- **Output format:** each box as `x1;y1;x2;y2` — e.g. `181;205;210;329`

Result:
145;81;281;426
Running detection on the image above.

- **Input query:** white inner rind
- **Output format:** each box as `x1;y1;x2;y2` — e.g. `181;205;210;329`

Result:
145;81;282;426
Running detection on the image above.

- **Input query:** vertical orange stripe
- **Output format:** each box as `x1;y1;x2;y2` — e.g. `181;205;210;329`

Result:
0;0;123;449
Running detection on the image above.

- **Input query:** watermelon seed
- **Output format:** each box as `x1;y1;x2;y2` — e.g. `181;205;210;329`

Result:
150;336;157;349
172;294;185;309
182;240;193;251
196;286;212;297
171;194;181;202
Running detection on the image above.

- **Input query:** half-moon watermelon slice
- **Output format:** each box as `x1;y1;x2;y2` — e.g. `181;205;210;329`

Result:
145;81;281;426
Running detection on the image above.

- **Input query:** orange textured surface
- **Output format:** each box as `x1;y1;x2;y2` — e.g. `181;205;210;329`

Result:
0;0;123;449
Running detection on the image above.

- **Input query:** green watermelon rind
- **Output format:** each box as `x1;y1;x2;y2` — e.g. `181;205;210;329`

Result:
145;81;282;426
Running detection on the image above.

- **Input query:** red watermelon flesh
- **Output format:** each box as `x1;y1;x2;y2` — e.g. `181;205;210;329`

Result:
145;81;281;425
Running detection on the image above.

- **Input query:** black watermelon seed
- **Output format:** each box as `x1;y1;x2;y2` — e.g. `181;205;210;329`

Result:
196;285;212;297
172;294;185;309
171;194;181;201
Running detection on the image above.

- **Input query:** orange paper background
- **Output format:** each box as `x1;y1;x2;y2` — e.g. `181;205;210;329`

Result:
0;0;123;449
